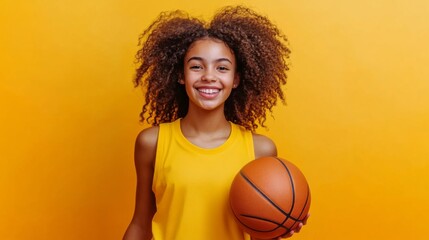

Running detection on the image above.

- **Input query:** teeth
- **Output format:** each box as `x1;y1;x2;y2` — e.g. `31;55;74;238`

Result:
198;88;219;94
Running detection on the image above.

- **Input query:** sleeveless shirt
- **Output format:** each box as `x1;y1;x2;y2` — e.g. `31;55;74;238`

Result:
152;119;254;240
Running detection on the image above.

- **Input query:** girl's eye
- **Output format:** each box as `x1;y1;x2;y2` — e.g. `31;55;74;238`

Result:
190;65;202;70
218;66;229;71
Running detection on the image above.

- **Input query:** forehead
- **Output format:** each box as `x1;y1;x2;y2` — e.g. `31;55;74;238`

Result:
185;38;235;62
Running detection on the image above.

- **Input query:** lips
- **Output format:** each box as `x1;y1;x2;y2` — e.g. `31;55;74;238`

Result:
197;88;220;94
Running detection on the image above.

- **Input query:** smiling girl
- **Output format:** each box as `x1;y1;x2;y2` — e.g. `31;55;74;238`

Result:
123;6;306;240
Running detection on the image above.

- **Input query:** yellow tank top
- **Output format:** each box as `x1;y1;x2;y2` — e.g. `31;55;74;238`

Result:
152;119;254;240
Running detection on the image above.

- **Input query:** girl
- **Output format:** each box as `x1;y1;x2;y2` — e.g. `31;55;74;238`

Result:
123;6;307;240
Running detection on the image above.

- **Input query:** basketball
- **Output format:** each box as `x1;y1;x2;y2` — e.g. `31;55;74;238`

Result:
229;157;311;239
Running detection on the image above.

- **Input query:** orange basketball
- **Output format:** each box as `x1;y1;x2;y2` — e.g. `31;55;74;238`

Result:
229;157;311;239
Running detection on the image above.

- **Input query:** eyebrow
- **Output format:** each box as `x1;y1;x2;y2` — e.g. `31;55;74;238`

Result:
186;56;232;64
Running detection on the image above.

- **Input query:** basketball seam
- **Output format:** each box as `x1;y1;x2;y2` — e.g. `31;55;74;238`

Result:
275;157;311;235
239;172;294;235
230;200;285;233
240;172;299;221
230;199;292;234
274;157;297;236
239;214;289;232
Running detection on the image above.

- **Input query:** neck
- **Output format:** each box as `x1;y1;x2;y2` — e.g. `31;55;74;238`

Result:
181;105;230;135
180;105;232;149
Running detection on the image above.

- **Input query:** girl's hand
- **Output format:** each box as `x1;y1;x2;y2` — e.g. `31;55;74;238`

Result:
252;214;310;240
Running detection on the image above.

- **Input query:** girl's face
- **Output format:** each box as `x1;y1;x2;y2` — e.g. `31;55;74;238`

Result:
180;38;239;112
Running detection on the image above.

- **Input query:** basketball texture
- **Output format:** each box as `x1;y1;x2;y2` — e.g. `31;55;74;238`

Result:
229;157;311;239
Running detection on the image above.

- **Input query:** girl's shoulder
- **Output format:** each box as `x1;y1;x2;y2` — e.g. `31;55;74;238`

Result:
135;126;159;163
136;126;159;143
252;133;277;159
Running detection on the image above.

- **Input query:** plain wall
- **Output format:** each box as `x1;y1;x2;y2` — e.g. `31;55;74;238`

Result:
1;0;428;239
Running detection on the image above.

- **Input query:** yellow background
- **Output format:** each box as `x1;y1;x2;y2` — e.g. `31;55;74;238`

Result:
1;0;428;239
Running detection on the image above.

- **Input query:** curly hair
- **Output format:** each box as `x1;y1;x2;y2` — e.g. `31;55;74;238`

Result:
134;6;290;131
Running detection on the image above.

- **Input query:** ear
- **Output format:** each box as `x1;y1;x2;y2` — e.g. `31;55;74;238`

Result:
178;72;185;84
233;74;240;88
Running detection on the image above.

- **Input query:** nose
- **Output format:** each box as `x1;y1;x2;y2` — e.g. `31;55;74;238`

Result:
201;69;217;82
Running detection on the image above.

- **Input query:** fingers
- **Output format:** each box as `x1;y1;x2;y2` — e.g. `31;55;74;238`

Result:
295;222;304;233
279;221;304;239
277;230;294;239
303;213;310;225
259;214;311;240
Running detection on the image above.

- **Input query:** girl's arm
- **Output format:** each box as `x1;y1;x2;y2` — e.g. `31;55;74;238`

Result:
123;127;158;240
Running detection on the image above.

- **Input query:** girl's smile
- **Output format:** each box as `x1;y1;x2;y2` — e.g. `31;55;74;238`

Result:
197;87;220;99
